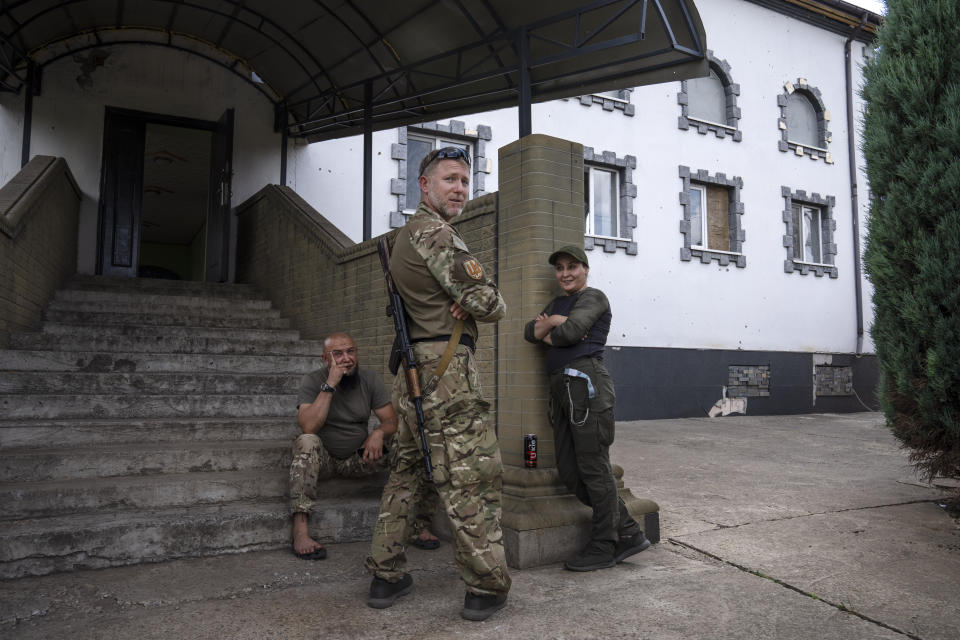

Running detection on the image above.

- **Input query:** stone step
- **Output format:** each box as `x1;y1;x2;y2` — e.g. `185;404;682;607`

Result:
8;332;325;356
0;497;381;579
42;308;292;329
0;417;297;448
54;288;274;311
46;298;280;319
0;440;291;482
0;470;386;520
0;371;302;395
0;349;318;373
0;393;294;420
40;322;301;342
64;275;262;298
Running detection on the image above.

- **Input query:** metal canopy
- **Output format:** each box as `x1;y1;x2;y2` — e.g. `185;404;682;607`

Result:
0;0;709;142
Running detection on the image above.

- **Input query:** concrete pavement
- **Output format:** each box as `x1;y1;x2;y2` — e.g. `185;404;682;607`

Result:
2;412;958;639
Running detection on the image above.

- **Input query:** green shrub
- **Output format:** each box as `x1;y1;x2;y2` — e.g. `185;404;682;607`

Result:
862;0;960;480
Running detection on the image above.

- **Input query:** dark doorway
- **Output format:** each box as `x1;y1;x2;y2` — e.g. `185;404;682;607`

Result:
97;107;234;282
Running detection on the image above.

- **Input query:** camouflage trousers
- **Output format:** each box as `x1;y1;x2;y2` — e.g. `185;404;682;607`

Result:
289;433;438;536
365;342;511;597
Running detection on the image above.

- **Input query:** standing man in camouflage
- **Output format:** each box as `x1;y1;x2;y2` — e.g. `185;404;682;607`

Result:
365;147;511;621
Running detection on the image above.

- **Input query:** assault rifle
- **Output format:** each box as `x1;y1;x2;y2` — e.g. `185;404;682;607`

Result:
378;236;434;481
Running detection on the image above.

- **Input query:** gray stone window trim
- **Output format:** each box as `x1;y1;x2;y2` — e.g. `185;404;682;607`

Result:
583;147;638;256
678;165;746;268
678;51;742;141
781;186;838;278
574;89;635;116
777;78;834;163
389;121;493;228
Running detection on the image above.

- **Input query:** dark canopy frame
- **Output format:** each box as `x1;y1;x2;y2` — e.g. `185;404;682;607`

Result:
1;0;712;238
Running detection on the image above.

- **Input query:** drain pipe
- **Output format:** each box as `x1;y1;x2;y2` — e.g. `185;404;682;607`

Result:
845;13;868;355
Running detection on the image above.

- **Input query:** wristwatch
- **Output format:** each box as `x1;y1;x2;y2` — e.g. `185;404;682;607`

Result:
318;382;335;393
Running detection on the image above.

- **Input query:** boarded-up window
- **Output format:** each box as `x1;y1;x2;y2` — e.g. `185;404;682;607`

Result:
706;185;730;251
690;183;731;251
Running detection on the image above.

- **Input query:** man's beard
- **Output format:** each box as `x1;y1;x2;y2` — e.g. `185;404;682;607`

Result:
338;366;360;390
425;192;461;221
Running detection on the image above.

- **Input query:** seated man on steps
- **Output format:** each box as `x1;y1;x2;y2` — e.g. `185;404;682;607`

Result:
291;332;440;559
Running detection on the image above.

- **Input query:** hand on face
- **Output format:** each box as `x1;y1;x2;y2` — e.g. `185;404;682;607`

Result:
322;335;358;387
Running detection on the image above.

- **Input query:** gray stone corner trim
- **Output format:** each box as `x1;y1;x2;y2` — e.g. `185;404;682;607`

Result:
678;165;746;268
781;186;839;278
583;147;638;256
390;120;493;228
575;88;635;117
778;78;834;164
677;50;742;142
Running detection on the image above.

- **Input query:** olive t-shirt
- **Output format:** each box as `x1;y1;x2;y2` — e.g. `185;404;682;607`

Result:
296;366;391;459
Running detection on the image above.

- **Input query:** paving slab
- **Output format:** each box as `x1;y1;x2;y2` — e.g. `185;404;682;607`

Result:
0;542;905;640
674;502;960;640
1;412;957;640
612;413;939;537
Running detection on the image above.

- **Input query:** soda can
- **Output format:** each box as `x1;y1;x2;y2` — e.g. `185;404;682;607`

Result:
524;434;537;468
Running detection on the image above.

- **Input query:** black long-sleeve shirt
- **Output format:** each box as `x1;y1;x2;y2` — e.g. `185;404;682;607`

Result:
523;287;611;373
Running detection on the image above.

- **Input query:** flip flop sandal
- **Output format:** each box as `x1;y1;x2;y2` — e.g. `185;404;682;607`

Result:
411;538;440;550
293;546;327;560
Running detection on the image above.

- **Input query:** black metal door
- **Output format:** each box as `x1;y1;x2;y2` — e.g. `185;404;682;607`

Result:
97;112;145;277
205;108;234;283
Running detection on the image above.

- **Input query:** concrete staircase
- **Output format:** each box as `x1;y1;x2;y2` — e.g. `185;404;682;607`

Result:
0;275;383;579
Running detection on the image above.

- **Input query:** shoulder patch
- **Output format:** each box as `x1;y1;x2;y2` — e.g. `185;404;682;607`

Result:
453;253;485;282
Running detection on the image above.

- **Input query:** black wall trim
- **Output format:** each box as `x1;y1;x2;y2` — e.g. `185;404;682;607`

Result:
604;345;879;420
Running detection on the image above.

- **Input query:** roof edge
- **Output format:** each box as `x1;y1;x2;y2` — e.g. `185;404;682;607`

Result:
744;0;882;43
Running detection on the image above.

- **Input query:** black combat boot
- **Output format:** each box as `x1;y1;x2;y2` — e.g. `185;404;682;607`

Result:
563;540;616;571
367;573;413;609
461;591;508;621
614;531;651;563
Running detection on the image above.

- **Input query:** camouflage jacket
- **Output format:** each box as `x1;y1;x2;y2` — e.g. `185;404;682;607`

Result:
390;202;505;341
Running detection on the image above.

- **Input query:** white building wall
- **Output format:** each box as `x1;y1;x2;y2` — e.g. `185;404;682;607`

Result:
295;0;876;357
9;46;280;275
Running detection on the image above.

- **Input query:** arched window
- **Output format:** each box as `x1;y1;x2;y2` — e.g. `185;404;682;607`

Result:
777;79;832;163
678;51;741;141
785;92;820;148
687;70;726;124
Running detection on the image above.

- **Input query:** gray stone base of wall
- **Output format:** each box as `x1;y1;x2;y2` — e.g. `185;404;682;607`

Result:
500;466;659;569
606;346;879;420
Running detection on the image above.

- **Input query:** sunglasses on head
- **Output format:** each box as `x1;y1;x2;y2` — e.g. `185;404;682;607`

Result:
419;146;471;176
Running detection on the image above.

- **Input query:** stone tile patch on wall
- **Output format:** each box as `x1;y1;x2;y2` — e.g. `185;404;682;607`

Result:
781;186;838;278
678;165;746;268
815;365;853;396
677;50;742;141
727;365;771;398
777;78;833;163
389;121;493;228
583;147;637;256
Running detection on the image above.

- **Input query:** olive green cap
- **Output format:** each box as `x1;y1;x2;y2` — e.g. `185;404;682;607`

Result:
548;245;589;267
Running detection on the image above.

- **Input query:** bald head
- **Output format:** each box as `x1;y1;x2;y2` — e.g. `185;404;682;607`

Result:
322;332;358;375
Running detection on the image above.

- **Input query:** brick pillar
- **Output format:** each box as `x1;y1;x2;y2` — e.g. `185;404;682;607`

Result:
496;134;659;568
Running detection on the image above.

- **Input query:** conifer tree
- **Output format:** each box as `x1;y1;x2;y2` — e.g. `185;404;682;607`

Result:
862;0;960;480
